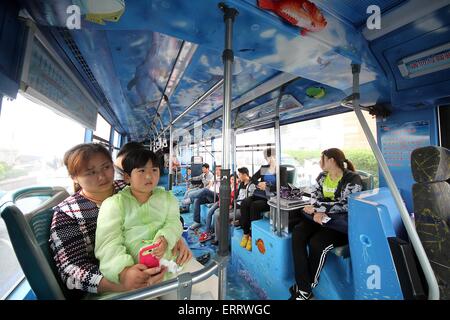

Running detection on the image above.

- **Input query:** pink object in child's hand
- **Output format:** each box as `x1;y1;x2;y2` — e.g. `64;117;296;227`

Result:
139;242;160;268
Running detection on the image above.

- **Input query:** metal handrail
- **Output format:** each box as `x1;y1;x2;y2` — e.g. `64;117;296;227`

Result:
350;64;440;300
103;259;221;300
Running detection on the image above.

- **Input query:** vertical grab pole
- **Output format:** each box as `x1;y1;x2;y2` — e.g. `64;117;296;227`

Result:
274;90;283;237
0;94;4;117
166;99;174;190
169;125;173;190
232;129;237;226
351;64;439;300
218;2;238;301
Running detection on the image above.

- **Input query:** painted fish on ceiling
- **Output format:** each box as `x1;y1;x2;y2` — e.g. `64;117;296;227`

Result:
127;33;179;111
257;0;327;36
75;0;126;25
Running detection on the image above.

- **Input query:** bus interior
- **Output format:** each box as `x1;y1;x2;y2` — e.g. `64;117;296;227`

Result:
0;0;449;300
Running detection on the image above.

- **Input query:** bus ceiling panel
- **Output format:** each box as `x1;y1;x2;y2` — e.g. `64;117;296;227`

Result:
232;83;347;129
68;29;187;141
164;46;279;129
24;0;388;93
67;30;135;136
181;76;350;131
370;5;450;109
279;105;351;126
106;31;183;116
312;0;407;29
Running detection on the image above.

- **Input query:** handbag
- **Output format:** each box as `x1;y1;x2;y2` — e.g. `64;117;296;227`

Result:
253;188;269;200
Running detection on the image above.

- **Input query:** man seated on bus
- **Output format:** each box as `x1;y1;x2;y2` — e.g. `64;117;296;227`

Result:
179;163;214;212
188;165;222;230
208;167;256;245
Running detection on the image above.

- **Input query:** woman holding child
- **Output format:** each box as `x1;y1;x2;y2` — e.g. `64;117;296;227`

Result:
50;143;215;298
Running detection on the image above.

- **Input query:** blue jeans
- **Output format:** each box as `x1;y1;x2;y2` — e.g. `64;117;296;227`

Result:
213;208;241;241
193;189;216;223
205;202;219;232
183;188;202;201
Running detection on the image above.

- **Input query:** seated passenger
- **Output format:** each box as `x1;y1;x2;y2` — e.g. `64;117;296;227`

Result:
170;142;182;184
180;163;214;207
290;148;362;300
240;147;287;251
210;167;256;245
189;165;222;230
114;141;145;182
198;174;236;243
50;143;192;296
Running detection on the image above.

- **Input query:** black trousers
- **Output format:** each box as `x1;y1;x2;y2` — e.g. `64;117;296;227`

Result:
291;215;348;293
239;195;270;235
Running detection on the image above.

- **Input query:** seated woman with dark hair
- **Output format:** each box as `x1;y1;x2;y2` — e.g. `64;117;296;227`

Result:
49;143;192;297
290;148;363;300
239;147;287;251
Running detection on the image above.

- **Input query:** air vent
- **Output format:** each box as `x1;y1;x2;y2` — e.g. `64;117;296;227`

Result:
55;27;121;131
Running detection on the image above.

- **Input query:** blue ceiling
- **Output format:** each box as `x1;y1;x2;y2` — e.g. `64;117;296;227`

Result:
20;0;450;141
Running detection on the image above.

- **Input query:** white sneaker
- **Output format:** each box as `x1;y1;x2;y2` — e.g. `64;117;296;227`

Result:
189;222;201;230
295;291;312;300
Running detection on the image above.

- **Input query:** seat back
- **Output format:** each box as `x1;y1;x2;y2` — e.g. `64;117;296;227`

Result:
280;164;296;185
189;156;204;187
190;156;204;176
355;170;374;191
411;146;450;300
0;187;71;300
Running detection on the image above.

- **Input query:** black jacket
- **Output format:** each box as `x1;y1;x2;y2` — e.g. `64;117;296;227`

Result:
311;169;363;214
251;165;288;192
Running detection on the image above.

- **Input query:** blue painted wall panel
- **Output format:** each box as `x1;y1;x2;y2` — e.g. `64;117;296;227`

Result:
348;189;405;300
377;107;439;212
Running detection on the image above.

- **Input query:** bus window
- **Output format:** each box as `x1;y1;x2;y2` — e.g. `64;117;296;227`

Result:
281;111;378;188
0;94;85;194
235;128;274;175
112;130;121;159
92;114;112;148
0;93;84;299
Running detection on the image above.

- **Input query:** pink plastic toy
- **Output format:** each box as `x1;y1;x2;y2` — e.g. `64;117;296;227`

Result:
138;242;160;268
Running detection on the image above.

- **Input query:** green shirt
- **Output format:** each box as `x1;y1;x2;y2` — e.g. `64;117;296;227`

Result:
95;186;182;284
322;174;342;200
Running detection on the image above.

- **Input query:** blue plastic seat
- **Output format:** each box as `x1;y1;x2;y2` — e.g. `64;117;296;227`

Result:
411;146;450;300
1;187;72;300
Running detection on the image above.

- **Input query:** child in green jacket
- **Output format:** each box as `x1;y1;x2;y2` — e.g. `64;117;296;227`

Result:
95;149;183;285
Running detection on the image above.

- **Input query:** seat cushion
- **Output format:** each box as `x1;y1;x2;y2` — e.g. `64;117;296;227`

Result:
411;146;450;183
413;181;450;299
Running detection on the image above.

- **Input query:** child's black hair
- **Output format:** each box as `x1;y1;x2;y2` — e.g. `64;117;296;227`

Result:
117;141;145;158
122;149;160;176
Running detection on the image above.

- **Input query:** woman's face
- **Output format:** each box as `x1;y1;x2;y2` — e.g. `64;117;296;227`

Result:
129;160;160;194
73;153;114;194
320;154;333;171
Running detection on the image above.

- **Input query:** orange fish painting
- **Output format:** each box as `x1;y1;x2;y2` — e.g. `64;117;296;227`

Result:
256;239;266;254
257;0;327;36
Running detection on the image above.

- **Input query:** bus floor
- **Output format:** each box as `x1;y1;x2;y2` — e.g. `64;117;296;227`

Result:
171;184;263;300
